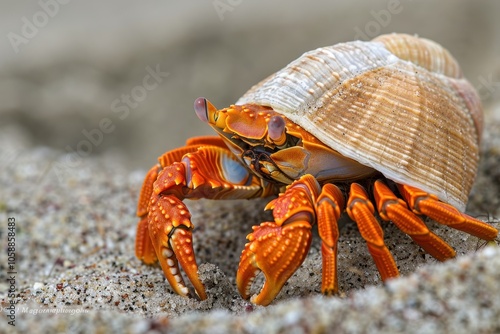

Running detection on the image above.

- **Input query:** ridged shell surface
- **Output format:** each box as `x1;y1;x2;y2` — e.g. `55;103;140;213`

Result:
236;33;482;211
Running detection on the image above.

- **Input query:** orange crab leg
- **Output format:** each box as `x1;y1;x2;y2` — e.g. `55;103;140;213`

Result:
346;183;399;281
397;184;498;241
136;165;161;264
373;180;456;261
135;136;280;300
316;183;345;295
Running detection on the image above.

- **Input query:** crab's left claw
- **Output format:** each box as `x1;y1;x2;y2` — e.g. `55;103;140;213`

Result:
237;220;312;305
237;176;322;305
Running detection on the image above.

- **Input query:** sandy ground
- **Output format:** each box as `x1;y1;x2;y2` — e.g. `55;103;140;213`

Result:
1;1;500;333
0;129;499;332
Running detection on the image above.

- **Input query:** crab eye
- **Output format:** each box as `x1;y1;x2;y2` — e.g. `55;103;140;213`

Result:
194;97;208;123
268;115;286;145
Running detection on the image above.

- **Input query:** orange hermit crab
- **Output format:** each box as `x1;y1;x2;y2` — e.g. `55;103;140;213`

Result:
134;33;498;306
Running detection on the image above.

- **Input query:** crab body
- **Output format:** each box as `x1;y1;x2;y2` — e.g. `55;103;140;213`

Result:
135;34;498;305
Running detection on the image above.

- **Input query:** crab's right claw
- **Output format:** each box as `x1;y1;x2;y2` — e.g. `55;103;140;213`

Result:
236;220;312;306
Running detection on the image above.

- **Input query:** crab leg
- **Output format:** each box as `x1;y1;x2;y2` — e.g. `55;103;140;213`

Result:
316;183;345;295
135;136;279;300
237;175;346;305
346;183;399;281
136;165;161;265
373;180;456;261
397;184;498;241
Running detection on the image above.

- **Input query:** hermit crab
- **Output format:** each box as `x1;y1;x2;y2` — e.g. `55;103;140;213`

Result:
135;33;498;306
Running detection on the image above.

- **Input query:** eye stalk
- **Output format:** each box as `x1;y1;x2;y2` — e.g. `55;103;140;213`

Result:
194;97;208;123
267;115;287;146
194;97;221;125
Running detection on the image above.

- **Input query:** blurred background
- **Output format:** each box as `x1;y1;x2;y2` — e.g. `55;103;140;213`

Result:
1;0;499;170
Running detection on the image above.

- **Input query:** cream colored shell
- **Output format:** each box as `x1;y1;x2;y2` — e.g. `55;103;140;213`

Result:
236;33;482;211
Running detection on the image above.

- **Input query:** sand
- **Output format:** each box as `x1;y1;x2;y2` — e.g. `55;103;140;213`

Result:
0;111;499;333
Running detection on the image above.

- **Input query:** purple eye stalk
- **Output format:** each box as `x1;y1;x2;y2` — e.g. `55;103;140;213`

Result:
268;115;286;146
194;97;208;123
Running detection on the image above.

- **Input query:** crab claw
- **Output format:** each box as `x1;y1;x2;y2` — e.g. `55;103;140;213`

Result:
148;193;207;300
236;220;312;306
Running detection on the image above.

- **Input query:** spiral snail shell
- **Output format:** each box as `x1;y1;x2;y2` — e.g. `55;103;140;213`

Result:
237;33;482;211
